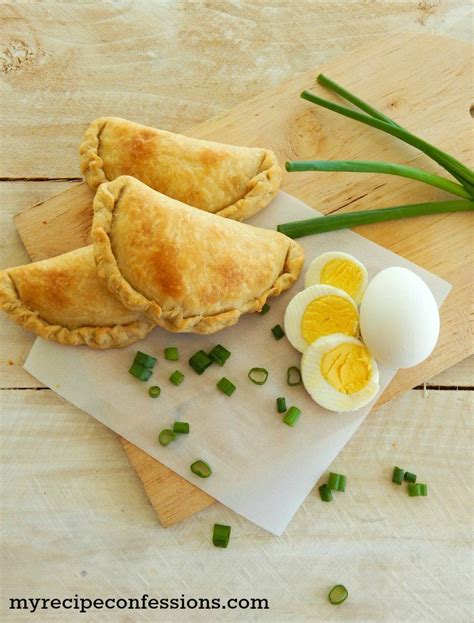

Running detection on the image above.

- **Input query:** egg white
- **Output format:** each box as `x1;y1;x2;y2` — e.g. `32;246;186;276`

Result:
301;333;380;412
284;284;359;353
304;251;368;305
360;266;440;368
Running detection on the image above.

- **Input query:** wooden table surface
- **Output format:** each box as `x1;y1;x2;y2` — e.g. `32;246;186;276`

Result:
1;2;472;622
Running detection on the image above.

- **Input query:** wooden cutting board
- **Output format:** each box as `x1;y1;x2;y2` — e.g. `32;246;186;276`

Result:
13;34;473;527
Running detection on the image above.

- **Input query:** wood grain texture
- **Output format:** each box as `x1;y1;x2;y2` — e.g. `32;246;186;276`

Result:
10;33;474;527
1;387;471;622
1;0;472;178
1;3;473;619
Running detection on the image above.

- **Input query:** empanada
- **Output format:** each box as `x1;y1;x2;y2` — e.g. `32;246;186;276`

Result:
0;246;155;348
92;176;304;334
80;117;281;221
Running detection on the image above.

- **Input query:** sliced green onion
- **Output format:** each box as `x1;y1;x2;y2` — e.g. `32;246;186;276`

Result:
408;483;421;497
190;460;212;478
419;483;428;496
272;324;285;340
158;429;176;447
259;303;270;315
392;466;405;485
328;472;346;492
217;377;236;396
208;344;231;366
328;584;348;605
276;397;287;413
404;471;417;483
287;366;302;386
173;421;189;434
277;200;474;239
164;347;179;361
212;523;231;548
148;385;161;398
189;350;213;375
283;406;301;427
134;351;157;369
169;370;185;386
248;367;269;385
319;484;333;502
285;160;471;199
129;362;153;381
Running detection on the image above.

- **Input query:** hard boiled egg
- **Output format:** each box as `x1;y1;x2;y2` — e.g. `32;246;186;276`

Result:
284;284;359;353
301;333;380;412
360;267;440;368
305;252;368;304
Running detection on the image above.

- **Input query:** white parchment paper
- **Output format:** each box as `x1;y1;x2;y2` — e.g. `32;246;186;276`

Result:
24;192;451;534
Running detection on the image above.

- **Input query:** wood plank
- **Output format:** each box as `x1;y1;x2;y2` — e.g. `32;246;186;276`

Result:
428;355;473;387
1;387;471;622
8;34;474;526
0;2;471;176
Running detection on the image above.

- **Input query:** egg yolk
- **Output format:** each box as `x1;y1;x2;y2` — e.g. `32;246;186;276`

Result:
320;259;362;297
300;295;358;344
321;343;371;394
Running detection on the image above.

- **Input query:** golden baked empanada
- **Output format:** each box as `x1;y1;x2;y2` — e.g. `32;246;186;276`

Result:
80;117;281;221
92;176;304;334
0;246;155;348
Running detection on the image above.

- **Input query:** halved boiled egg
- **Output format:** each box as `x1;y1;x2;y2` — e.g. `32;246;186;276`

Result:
284;284;359;353
305;252;368;305
301;333;380;412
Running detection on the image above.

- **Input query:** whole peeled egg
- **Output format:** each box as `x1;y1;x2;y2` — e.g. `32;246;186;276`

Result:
360;267;440;368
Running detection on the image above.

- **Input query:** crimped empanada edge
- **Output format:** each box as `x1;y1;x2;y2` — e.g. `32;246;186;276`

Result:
79;116;282;220
92;177;304;335
79;117;110;190
0;267;155;349
215;149;282;222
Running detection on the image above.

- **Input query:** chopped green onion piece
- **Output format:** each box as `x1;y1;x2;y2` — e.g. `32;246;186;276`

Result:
272;324;285;340
392;466;405;485
319;484;333;502
248;367;269;385
217;377;236;396
212;523;231;548
276;397;287;413
259;303;270;315
328;472;346;492
328;584;348;605
173;421;190;434
208;344;231;366
189;350;213;375
190;460;212;478
164;347;179;361
169;370;185;386
287;366;302;386
158;429;176;447
408;483;421;497
134;351;157;369
404;471;417;483
283;406;301;427
129;362;153;381
419;483;428;496
148;385;161;398
277;200;474;239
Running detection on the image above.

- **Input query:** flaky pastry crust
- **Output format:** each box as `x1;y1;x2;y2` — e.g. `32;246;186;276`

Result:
80;117;282;221
92;176;304;334
0;247;155;349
